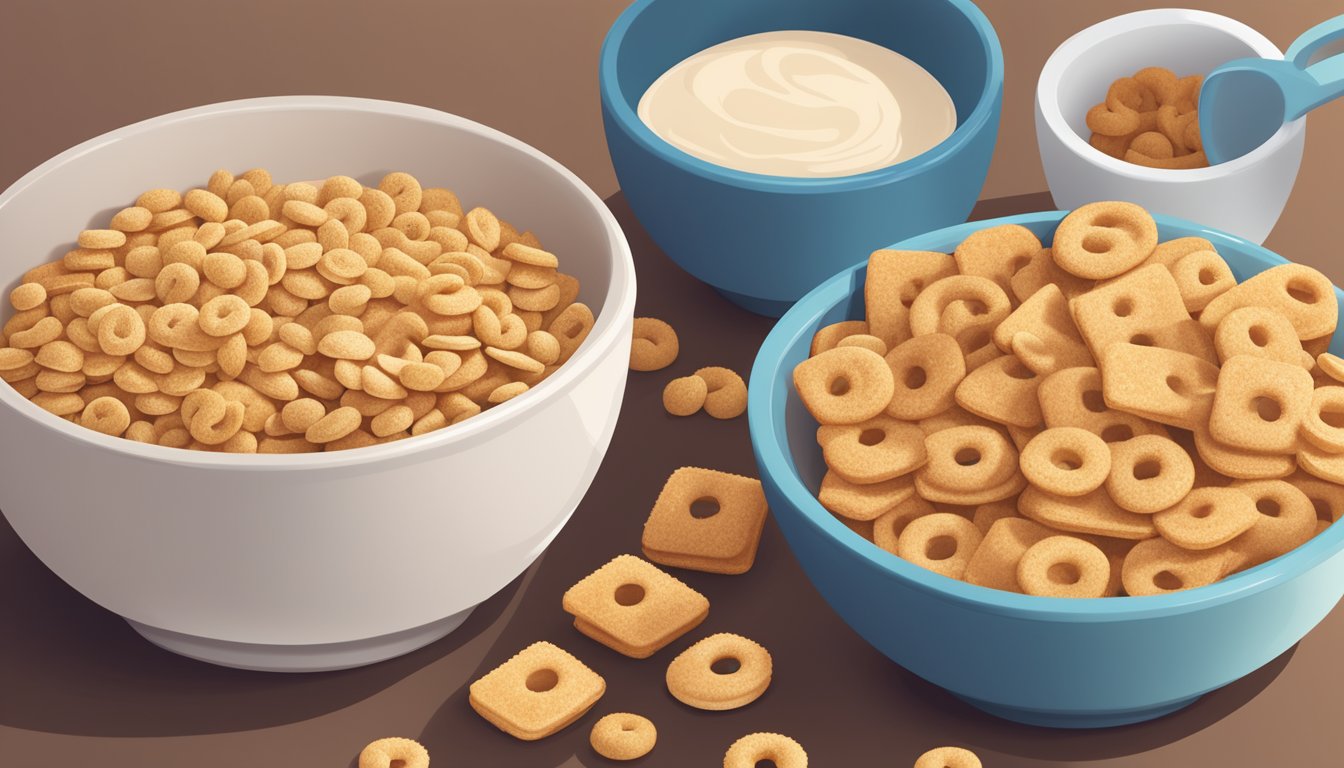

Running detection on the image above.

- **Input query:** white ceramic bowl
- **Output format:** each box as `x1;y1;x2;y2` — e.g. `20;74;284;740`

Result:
1036;9;1305;244
0;97;636;672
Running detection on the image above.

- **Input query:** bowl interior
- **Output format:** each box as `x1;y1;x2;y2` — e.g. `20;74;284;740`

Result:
753;210;1344;616
1049;17;1266;145
608;0;992;135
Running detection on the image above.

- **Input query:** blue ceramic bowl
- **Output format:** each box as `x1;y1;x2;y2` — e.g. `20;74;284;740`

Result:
599;0;1003;317
749;211;1344;728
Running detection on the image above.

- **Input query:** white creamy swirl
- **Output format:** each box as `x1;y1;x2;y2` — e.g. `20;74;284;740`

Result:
638;31;956;178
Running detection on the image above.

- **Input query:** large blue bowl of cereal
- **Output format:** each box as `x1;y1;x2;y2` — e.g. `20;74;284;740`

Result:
599;0;1002;317
748;205;1344;727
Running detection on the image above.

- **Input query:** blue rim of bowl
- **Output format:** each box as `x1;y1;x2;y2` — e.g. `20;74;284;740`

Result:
598;0;1004;193
749;209;1344;622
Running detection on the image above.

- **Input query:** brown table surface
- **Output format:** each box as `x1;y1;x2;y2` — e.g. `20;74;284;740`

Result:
4;1;1344;766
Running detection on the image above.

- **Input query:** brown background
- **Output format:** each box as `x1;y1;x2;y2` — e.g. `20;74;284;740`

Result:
2;0;1342;765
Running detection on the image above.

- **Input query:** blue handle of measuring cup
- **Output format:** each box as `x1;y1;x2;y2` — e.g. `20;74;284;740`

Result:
1282;14;1344;118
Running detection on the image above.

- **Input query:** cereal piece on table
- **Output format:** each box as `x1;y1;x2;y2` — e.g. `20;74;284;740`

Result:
992;283;1093;375
1153;487;1258;550
954;355;1043;429
1099;343;1219;431
1052;202;1157;280
1009;247;1094;303
468;641;606;741
590;713;657;761
1104;434;1195;514
872;496;937;554
1018;486;1157;540
793;346;893;425
1227;480;1317;569
1071;264;1216;363
1213;306;1305;366
817;415;927;484
1019;427;1110;497
723;733;807;768
666;633;772;710
662;375;707;417
1208;355;1312;453
884;333;965;421
897;512;983;579
1199;263;1338;341
916;425;1024;505
1170;248;1235;313
810;319;869;356
915;746;982;768
864;249;956;348
357;737;429;768
629;317;678;371
562;554;709;658
1192;424;1294;480
1122;537;1236;596
1017;535;1111;598
642;467;769;575
819;470;916;521
964;516;1053;592
952;223;1042;298
695;366;747;419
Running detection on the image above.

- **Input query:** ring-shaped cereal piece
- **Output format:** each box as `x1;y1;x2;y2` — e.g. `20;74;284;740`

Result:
1052;201;1158;279
1227;479;1317;568
907;275;1011;338
630;317;679;371
666;633;772;711
1019;427;1111;497
723;733;807;768
872;496;936;554
1104;434;1195;514
1122;537;1235;596
817;415;927;484
1301;386;1344;453
358;737;429;768
810;319;868;356
882;333;965;420
1214;305;1302;366
896;512;984;579
835;333;887;356
1016;535;1110;598
1152;486;1259;550
662;375;707;416
916;426;1019;498
80;396;131;437
1171;249;1236;313
198;294;251;337
915;746;984;768
696;366;748;419
793;346;893;426
589;713;657;761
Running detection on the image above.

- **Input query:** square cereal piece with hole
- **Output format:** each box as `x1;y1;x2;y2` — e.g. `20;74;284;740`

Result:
1209;354;1313;454
562;554;709;659
641;466;769;575
1070;264;1216;363
468;641;606;741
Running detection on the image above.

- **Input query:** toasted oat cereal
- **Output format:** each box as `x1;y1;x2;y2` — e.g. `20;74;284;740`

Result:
642;467;768;575
666;632;772;711
723;733;807;768
630;317;678;371
696;365;748;419
590;713;656;761
357;737;429;768
562;554;709;658
914;746;982;768
662;375;708;417
468;641;606;741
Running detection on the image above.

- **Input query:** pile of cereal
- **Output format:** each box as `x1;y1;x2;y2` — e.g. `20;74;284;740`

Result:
0;169;594;453
794;201;1342;597
1087;66;1208;169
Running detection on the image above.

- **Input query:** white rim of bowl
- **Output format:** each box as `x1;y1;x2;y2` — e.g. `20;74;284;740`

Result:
1036;8;1304;182
0;96;637;471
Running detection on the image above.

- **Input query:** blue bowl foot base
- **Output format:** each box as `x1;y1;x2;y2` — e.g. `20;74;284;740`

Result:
713;287;796;318
954;692;1204;729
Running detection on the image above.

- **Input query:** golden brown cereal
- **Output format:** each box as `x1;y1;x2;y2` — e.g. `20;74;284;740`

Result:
1228;479;1317;568
819;470;915;521
661;374;707;418
1100;343;1219;430
794;346;893;425
357;737;428;768
994;283;1094;374
897;512;984;579
1019;486;1157;539
642;467;768;575
916;426;1024;505
817;416;926;484
1016;535;1110;598
469;641;606;741
1105;434;1195;514
666;633;772;711
79;396;131;436
590;713;657;761
630;317;678;371
871;496;936;553
695;365;748;419
883;333;965;420
1208;354;1312;453
1052;202;1157;279
1123;537;1235;596
914;746;982;768
953;224;1041;296
1019;427;1110;497
1201;264;1338;341
563;554;709;659
1153;486;1258;550
964;517;1053;592
723;733;807;768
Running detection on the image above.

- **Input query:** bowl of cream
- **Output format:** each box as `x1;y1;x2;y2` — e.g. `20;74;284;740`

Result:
599;0;1003;316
